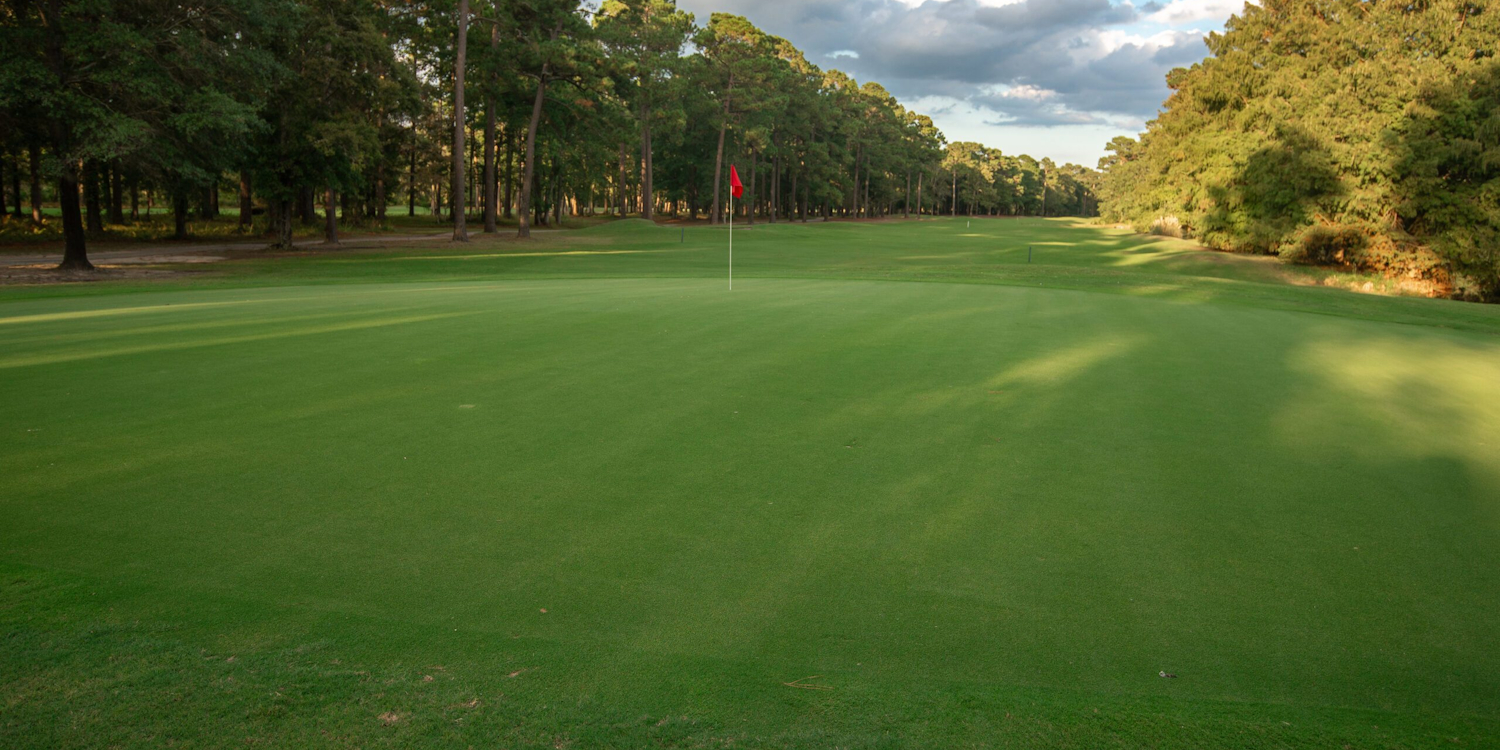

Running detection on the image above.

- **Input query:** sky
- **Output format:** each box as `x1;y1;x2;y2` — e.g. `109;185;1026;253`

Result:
672;0;1256;167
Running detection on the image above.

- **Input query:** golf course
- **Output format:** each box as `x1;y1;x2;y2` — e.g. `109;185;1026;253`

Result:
3;217;1499;747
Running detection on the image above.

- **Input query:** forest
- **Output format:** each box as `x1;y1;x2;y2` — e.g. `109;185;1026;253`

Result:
0;0;1102;270
1096;0;1500;301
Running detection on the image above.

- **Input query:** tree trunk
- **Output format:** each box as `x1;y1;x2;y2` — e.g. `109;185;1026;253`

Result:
531;161;545;226
904;171;911;219
851;146;861;218
129;178;139;220
640;100;654;221
1040;168;1048;218
467;124;476;219
798;157;807;222
503;126;514;219
617;143;627;217
269;197;293;248
516;59;550;239
41;3;90;267
325;187;338;244
199;185;214;220
864;171;870;219
483;32;497;233
239;172;253;229
552;163;563;226
376;171;387;223
28;145;43;223
789;154;799;221
747;146;756;226
173;191;189;240
57;169;91;269
108;162;124;224
450;0;470;240
711;112;727;225
771;151;779;223
916;171;923;218
8;152;21;218
83;161;102;233
407;134;416;217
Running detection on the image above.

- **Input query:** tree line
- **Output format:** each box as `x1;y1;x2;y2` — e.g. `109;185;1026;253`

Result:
0;0;1102;271
1097;0;1499;301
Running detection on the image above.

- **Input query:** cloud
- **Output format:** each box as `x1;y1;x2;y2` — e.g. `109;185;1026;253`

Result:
679;0;1219;123
969;0;1141;31
675;0;1247;162
972;85;1111;127
1147;0;1251;25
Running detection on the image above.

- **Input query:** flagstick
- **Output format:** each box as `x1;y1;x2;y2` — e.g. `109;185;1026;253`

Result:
723;189;729;291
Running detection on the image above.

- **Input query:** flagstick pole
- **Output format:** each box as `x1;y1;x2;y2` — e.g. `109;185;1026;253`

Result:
723;190;729;289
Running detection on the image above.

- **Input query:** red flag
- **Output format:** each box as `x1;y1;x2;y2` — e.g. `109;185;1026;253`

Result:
729;165;744;198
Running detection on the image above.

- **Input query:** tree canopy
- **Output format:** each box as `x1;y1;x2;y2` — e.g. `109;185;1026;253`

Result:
1097;0;1500;300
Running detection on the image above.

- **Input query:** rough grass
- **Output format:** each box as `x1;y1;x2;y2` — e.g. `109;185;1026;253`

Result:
2;217;1498;748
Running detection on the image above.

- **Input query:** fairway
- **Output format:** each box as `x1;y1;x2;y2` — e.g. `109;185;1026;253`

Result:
3;219;1500;747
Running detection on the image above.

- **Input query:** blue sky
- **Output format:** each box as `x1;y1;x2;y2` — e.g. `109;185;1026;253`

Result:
673;0;1256;167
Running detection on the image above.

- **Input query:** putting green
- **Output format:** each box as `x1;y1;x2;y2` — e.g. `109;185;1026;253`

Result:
3;220;1499;747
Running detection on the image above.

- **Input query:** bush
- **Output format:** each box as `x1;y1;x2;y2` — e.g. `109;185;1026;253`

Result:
1449;274;1496;302
1147;216;1184;238
1360;237;1448;281
1280;224;1367;266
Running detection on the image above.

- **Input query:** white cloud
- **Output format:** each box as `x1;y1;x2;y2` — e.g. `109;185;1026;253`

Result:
827;49;861;59
1095;28;1202;55
969;84;1113;127
995;84;1057;102
1147;0;1253;25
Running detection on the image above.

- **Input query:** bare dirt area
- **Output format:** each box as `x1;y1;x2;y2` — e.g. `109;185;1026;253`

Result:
0;230;548;285
0;232;451;267
0;264;212;285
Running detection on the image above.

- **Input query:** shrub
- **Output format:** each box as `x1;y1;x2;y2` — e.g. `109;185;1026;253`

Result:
1450;274;1493;302
1147;216;1184;238
1360;237;1447;280
1280;224;1367;266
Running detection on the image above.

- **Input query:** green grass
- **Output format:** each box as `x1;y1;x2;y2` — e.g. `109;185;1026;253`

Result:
3;218;1499;747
